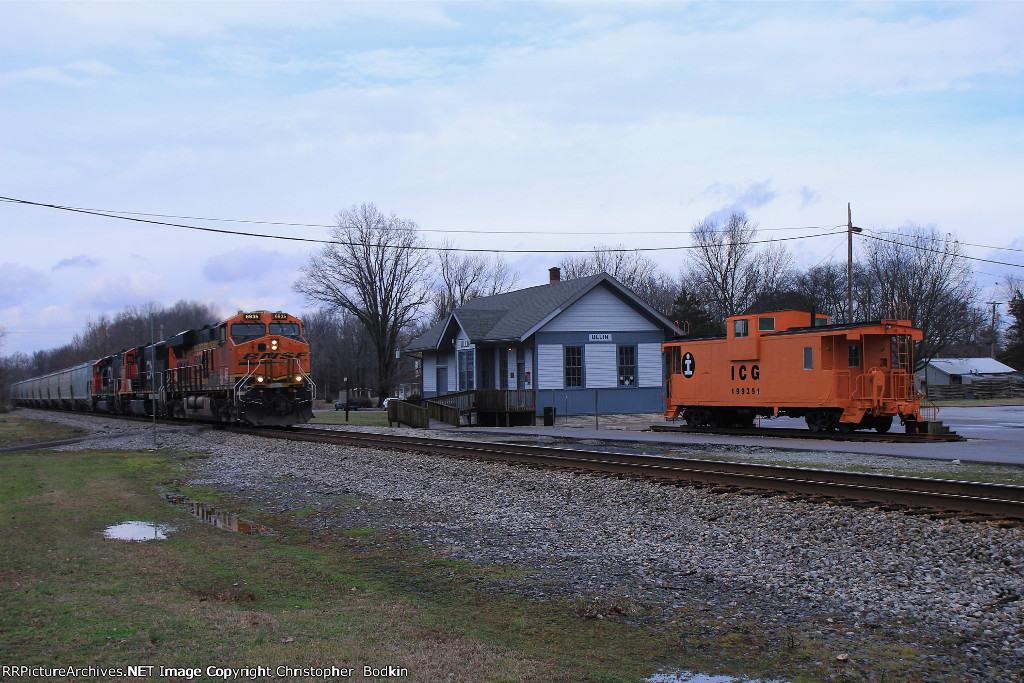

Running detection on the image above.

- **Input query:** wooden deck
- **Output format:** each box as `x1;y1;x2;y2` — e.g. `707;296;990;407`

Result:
398;389;536;427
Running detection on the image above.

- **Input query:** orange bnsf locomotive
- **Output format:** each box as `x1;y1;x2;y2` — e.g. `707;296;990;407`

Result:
664;310;925;433
12;311;314;427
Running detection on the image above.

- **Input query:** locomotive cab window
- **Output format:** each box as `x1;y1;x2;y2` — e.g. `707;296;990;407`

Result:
758;316;775;332
269;322;303;340
230;323;266;343
734;319;749;338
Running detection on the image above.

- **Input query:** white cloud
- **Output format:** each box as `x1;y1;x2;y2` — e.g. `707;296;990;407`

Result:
0;263;48;306
74;272;167;310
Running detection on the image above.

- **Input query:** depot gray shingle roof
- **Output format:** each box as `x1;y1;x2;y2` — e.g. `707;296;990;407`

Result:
405;273;674;352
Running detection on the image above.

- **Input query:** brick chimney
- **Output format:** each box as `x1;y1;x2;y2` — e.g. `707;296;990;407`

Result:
549;267;561;285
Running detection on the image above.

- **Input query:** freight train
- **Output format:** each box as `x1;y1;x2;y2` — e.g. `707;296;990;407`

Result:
11;310;314;426
664;309;926;433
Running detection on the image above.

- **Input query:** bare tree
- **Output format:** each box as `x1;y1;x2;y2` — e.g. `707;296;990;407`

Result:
559;246;659;288
684;212;794;321
794;261;865;323
0;326;8;409
294;203;431;400
860;226;978;370
557;246;677;315
431;243;520;323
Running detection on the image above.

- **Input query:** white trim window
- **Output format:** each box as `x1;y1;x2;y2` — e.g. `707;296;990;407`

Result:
617;345;636;386
565;345;583;388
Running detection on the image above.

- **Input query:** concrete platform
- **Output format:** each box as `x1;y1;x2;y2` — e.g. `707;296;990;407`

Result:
449;405;1024;466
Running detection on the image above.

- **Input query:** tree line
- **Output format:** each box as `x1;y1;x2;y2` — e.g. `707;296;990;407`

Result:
3;203;1021;409
294;203;1022;400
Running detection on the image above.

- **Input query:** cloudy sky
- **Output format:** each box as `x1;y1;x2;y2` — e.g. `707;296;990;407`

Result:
2;1;1023;355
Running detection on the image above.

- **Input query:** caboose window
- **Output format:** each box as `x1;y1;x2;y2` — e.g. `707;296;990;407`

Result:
803;346;814;370
848;344;861;368
734;319;749;338
269;322;302;339
758;317;775;332
230;323;266;343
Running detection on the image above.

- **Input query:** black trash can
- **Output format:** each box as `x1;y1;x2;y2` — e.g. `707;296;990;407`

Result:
543;406;556;426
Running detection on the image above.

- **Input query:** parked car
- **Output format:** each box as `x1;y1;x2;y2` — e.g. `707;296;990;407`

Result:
382;397;399;410
334;400;359;411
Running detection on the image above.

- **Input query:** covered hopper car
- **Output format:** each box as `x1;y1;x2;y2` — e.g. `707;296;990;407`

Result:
664;310;926;433
12;310;314;427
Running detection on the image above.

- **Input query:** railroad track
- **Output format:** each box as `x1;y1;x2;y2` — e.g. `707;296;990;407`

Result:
228;425;1024;522
649;424;965;442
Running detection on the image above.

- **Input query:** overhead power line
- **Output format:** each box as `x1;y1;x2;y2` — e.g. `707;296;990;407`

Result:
0;196;844;237
864;226;1024;254
0;195;840;254
860;232;1024;270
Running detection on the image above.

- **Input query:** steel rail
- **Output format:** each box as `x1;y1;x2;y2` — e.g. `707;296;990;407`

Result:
228;426;1024;521
650;424;964;442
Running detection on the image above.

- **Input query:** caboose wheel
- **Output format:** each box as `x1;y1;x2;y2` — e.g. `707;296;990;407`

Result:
805;411;836;433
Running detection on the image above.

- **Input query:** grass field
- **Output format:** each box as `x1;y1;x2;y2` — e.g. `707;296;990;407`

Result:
0;413;82;447
0;418;968;682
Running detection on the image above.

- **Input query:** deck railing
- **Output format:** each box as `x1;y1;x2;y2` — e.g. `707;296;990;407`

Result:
387;400;430;428
426;400;462;426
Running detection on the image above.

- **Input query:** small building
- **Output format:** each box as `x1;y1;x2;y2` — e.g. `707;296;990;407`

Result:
404;268;676;424
921;357;1018;387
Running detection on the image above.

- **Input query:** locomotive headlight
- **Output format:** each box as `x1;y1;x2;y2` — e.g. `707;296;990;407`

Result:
271;339;279;350
256;375;265;383
294;375;303;382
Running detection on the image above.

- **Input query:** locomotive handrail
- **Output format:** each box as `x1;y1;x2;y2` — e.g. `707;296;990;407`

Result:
293;358;316;402
234;359;261;394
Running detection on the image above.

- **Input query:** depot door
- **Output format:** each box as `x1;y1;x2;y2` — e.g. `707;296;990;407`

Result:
436;367;448;396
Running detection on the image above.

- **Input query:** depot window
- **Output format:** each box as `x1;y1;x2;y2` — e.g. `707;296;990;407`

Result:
617;345;636;387
457;349;475;391
565;346;583;388
734;319;749;338
230;323;266;344
269;322;303;340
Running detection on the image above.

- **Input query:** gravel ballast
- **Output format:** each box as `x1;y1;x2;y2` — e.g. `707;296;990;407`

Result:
17;409;1024;680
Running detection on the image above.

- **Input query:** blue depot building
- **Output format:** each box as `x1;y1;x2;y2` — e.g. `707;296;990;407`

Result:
404;268;675;425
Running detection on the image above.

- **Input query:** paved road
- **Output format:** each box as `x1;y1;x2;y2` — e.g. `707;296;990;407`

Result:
462;405;1024;466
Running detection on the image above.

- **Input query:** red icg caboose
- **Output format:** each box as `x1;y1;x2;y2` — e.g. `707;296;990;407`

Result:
663;310;926;433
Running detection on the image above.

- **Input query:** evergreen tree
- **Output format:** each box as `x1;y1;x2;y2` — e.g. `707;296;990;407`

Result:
998;289;1024;371
669;288;722;337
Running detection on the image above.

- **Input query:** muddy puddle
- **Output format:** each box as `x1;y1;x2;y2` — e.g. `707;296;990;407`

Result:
646;672;789;683
162;493;271;534
103;521;174;541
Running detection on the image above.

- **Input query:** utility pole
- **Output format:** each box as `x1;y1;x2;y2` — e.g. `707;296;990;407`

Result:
847;203;862;323
987;301;1001;358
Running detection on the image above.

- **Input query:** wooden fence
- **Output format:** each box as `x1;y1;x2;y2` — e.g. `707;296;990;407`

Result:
927;377;1024;400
